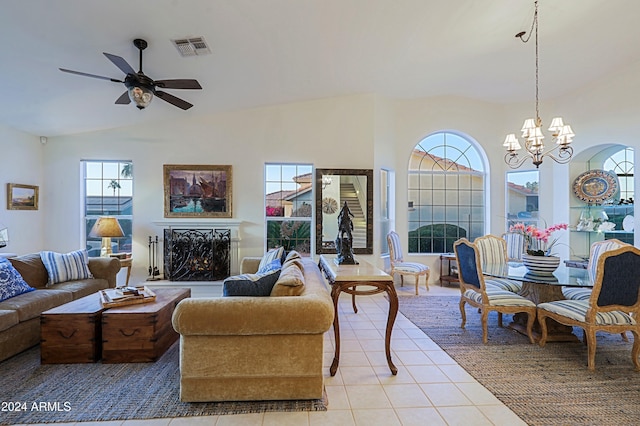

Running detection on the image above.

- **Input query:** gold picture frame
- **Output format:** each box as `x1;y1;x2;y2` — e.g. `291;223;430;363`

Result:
7;183;39;210
164;165;232;218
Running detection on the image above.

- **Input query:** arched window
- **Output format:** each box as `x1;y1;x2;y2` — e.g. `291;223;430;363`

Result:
603;147;634;203
408;132;486;253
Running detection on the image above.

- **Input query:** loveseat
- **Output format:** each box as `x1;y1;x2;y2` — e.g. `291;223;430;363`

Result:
171;256;334;402
0;252;121;362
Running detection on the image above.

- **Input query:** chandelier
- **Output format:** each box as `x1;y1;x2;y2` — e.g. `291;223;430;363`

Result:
503;1;575;169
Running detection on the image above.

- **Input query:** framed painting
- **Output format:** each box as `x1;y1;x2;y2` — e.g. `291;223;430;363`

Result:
7;183;39;210
164;165;233;218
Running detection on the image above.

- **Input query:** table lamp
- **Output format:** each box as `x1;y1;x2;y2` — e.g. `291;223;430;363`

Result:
89;217;124;257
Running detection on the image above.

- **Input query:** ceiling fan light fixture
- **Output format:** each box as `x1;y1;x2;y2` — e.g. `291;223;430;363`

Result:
128;86;153;109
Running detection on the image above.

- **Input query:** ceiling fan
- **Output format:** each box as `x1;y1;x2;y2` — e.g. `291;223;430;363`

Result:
59;38;202;110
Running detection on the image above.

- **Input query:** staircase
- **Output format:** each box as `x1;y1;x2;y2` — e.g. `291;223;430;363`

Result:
340;183;367;247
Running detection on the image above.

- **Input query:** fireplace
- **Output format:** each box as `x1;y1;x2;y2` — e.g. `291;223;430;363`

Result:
163;228;230;281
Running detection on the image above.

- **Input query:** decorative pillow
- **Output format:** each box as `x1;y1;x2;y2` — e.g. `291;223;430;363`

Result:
8;253;48;288
257;258;281;274
222;269;281;297
271;262;305;296
40;249;93;286
257;247;284;274
0;258;35;302
282;257;304;270
284;250;302;262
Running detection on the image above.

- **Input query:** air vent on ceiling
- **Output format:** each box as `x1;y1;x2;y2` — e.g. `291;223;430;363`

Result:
171;36;211;57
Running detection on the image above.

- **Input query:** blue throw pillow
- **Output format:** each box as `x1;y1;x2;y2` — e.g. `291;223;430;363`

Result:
40;249;93;286
257;258;281;274
0;258;35;302
257;247;284;274
222;269;281;297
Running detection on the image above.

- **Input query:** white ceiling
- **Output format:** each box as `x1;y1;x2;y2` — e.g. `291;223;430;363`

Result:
1;0;639;137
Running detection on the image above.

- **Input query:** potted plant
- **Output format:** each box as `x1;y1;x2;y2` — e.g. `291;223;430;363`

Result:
509;222;568;275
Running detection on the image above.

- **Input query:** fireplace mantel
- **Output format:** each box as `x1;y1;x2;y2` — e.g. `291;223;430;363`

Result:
153;220;243;240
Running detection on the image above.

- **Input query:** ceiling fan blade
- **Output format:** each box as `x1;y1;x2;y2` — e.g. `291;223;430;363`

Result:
154;79;202;90
103;52;136;75
115;91;131;105
155;90;194;110
59;68;123;83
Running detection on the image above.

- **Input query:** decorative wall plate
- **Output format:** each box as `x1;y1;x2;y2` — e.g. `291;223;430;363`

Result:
572;169;619;204
322;197;338;214
623;215;634;232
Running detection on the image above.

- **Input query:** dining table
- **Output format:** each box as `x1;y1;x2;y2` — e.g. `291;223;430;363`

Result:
483;261;592;342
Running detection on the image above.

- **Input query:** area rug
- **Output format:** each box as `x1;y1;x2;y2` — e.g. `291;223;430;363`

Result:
0;342;327;424
398;295;640;426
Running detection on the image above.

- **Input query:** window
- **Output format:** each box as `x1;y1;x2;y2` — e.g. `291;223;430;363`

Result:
380;169;394;255
82;161;133;256
408;132;486;253
506;170;539;230
265;163;313;254
604;147;634;202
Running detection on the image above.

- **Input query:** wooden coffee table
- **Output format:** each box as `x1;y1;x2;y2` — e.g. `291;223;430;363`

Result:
41;288;190;364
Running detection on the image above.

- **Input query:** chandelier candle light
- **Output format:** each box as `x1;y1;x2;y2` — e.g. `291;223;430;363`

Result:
503;0;575;169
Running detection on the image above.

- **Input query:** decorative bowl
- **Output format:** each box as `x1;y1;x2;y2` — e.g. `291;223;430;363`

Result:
521;254;560;276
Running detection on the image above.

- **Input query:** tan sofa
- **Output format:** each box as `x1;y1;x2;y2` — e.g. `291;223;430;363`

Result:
0;253;121;362
171;257;334;402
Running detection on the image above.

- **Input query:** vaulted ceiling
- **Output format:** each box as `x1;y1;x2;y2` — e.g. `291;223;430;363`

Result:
2;0;639;137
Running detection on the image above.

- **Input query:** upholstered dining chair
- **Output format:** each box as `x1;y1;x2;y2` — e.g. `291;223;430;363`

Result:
537;245;640;371
562;239;630;301
474;234;522;294
502;231;528;261
387;231;430;294
453;238;536;344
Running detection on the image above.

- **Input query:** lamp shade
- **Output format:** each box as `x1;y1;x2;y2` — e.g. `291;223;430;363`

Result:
548;117;565;132
89;217;124;238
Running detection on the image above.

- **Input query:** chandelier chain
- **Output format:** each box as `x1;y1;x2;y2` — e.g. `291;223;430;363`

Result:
504;0;574;169
534;1;539;124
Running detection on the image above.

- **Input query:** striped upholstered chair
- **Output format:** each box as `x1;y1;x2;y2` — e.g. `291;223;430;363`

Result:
454;238;536;344
474;234;522;293
537;245;640;370
387;231;430;294
502;232;528;261
562;239;630;301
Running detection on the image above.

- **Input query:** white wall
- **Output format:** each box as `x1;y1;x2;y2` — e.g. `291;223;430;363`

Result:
0;125;44;255
4;59;640;283
41;94;376;282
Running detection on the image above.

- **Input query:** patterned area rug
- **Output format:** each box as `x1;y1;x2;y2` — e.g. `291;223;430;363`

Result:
398;295;640;426
0;342;326;424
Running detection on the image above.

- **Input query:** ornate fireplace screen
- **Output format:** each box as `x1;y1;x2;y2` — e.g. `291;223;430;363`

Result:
163;228;230;281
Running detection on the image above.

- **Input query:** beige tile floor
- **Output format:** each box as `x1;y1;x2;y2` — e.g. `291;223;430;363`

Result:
19;282;527;426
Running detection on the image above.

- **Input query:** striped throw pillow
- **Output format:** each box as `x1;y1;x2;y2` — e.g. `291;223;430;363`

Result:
40;249;93;286
257;247;285;274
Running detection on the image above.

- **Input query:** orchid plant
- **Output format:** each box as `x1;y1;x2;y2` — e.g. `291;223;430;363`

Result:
509;222;568;256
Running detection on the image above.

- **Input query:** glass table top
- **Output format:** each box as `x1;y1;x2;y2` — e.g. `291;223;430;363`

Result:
483;262;592;288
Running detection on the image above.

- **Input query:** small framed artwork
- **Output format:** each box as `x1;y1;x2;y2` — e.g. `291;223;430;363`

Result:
164;165;233;218
7;183;39;210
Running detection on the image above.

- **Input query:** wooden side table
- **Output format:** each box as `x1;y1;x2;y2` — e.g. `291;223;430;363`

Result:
318;255;398;376
439;253;459;286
